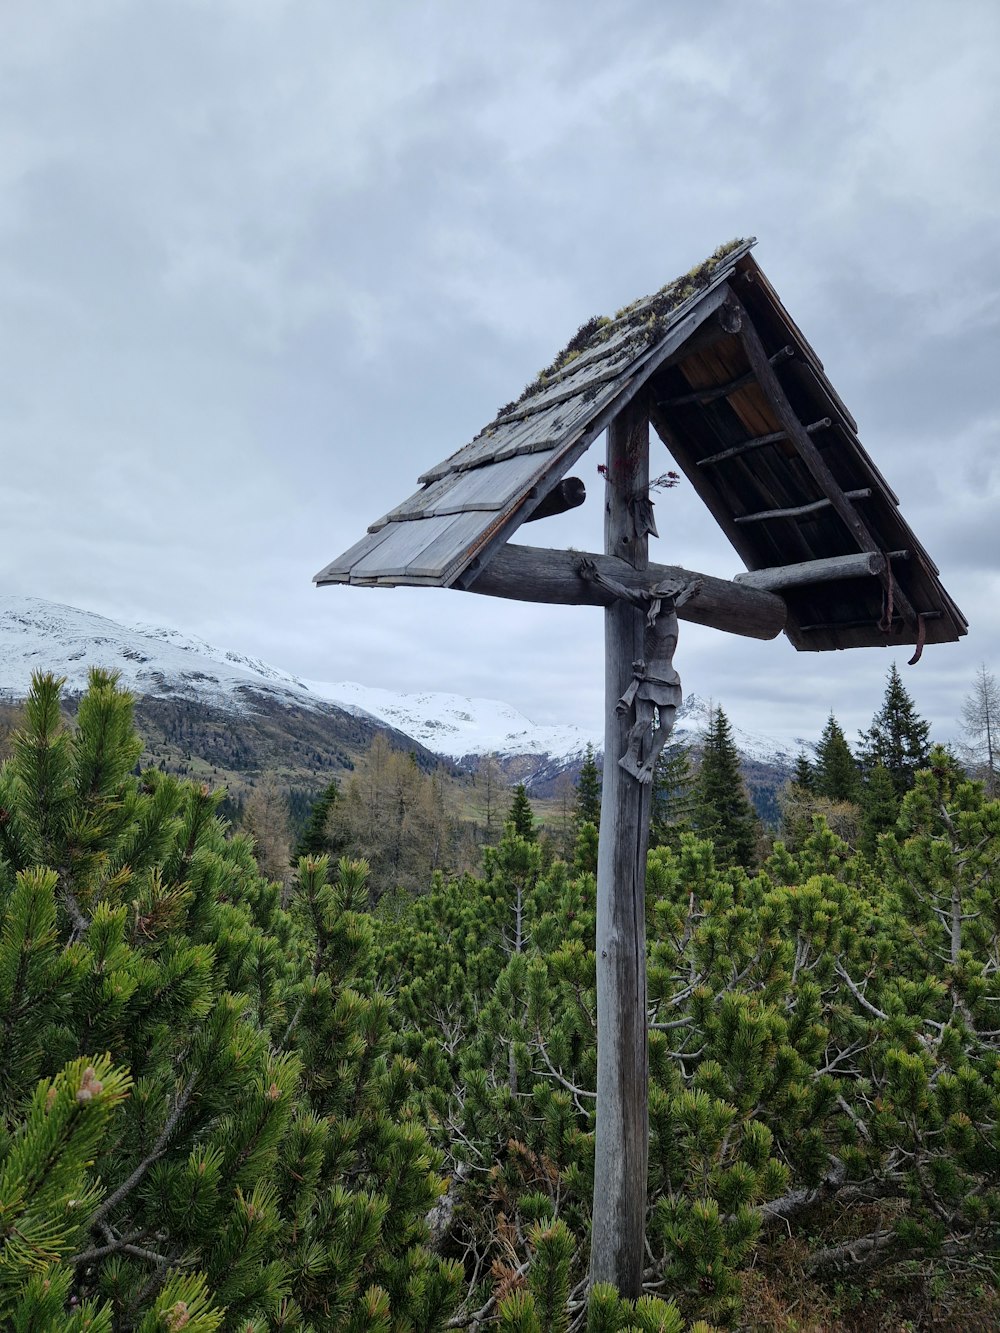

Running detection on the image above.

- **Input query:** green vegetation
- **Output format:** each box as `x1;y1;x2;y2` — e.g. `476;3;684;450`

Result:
4;665;1000;1329
691;706;761;869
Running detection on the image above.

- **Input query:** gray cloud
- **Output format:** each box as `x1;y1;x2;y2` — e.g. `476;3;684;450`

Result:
1;0;997;756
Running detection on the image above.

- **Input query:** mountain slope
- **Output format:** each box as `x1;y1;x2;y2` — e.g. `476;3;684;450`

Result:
0;596;799;805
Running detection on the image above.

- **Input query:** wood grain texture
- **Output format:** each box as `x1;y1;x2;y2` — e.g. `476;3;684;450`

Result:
697;417;831;468
734;488;872;524
590;397;651;1298
733;551;889;590
465;544;786;640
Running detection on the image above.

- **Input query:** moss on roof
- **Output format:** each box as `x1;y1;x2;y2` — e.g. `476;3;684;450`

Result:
491;237;752;425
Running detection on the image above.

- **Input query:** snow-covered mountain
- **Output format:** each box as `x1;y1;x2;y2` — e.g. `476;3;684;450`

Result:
0;595;316;712
301;678;600;764
0;596;799;776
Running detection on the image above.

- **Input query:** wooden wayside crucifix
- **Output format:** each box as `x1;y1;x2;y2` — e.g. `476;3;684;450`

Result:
315;238;967;1298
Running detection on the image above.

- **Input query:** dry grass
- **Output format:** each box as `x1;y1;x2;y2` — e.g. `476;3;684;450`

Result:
736;1236;1000;1332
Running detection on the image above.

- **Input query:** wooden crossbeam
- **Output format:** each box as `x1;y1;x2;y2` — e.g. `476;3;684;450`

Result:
657;344;794;407
698;417;831;467
464;544;787;640
735;488;871;524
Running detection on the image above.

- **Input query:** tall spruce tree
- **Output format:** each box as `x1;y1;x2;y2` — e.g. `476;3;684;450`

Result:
574;743;601;830
857;663;931;796
858;761;899;857
692;706;760;868
507;783;536;841
792;752;815;793
813;712;860;801
650;742;695;850
293;776;343;859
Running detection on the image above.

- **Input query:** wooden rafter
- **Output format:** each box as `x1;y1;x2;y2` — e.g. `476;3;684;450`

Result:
726;287;921;631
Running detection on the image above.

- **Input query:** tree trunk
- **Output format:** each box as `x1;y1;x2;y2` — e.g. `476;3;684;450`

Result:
590;400;651;1297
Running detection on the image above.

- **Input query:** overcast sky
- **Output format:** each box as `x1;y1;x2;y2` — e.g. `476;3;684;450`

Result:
1;0;997;749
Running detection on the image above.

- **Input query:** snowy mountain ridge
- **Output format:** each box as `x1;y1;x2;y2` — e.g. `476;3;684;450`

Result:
0;595;798;770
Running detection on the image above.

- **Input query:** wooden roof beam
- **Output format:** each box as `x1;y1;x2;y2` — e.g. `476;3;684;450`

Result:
522;476;586;523
698;418;832;467
733;550;909;591
735;488;871;524
463;543;786;641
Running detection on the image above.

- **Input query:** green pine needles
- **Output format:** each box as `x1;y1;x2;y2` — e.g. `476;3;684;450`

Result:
4;669;1000;1327
0;670;461;1328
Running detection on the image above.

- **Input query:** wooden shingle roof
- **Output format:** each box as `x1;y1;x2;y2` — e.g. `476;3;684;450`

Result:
317;239;966;654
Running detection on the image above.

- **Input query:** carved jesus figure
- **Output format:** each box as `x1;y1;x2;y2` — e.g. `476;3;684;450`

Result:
579;560;700;783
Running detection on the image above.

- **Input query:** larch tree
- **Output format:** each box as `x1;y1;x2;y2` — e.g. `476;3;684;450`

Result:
476;753;507;847
961;663;1000;796
241;770;292;889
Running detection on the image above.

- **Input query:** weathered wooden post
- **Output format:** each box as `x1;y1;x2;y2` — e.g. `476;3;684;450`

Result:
314;237;966;1302
591;399;652;1294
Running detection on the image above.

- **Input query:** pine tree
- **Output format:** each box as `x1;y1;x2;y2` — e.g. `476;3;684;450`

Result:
858;761;899;858
508;783;536;841
0;671;462;1327
813;712;860;802
575;743;601;829
692;707;760;868
961;663;1000;796
857;663;931;797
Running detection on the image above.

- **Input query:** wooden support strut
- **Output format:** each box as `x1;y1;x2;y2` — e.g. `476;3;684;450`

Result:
657;344;794;407
698;418;832;467
734;489;872;524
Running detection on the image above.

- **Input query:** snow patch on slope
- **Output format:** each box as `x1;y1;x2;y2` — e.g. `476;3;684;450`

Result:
302;679;602;763
0;596;315;714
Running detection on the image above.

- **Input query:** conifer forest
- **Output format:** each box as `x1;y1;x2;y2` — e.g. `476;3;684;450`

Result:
1;663;999;1330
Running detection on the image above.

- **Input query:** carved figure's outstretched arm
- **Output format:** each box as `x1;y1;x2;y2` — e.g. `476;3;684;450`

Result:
576;558;648;610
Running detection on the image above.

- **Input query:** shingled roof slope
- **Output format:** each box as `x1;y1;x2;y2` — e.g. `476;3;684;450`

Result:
315;238;753;588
